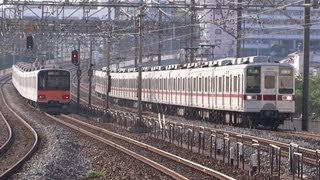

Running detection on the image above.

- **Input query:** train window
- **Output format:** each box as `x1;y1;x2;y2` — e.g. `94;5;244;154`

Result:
182;78;184;91
164;79;167;90
199;77;202;92
265;76;275;89
218;77;222;92
226;76;229;93
234;76;237;92
212;77;215;92
246;66;261;93
143;79;145;89
196;78;198;92
193;78;196;92
205;77;208;92
230;75;232;93
38;70;70;90
279;67;294;94
223;76;225;92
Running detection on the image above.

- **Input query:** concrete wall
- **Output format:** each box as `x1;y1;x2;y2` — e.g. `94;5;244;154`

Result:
280;119;320;133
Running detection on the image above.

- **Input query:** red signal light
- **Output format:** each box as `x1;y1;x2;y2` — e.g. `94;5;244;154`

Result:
71;50;79;65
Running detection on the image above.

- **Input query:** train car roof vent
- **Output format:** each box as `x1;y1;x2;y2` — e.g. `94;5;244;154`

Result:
187;63;195;69
201;62;209;68
181;64;188;69
242;60;250;64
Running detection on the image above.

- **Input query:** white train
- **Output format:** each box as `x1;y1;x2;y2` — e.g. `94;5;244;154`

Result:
95;56;295;129
12;62;71;112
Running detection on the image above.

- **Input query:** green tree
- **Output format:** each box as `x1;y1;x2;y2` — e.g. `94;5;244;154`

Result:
309;76;320;116
295;75;320;118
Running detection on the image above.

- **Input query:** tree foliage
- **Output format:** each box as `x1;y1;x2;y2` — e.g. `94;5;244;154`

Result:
295;76;320;117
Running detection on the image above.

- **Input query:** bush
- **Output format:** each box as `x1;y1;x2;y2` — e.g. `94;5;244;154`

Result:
85;170;105;179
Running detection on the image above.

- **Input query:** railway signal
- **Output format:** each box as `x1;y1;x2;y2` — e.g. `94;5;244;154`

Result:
71;50;79;65
26;35;33;50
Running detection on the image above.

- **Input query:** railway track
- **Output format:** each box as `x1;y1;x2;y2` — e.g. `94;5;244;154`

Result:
46;113;235;180
74;79;320;178
0;77;39;179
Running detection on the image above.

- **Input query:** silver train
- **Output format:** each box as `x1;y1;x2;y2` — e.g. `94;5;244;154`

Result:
94;56;295;129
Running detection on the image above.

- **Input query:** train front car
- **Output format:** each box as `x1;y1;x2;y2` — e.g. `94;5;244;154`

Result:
37;69;71;113
244;63;295;129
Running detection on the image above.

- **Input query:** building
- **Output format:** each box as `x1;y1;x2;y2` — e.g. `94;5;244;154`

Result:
200;3;320;59
280;51;320;77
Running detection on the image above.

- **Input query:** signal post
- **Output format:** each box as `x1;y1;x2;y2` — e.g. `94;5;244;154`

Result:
71;41;81;114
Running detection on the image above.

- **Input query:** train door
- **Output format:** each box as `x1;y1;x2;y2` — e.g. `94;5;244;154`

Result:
184;77;186;105
229;75;232;109
178;77;181;105
195;77;198;106
202;76;205;108
222;75;225;108
237;75;240;109
215;76;218;108
189;77;192;106
225;76;230;109
262;71;277;105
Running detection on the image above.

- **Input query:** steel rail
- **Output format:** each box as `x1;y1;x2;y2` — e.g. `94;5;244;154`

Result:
0;111;13;156
46;114;189;180
0;78;39;179
57;114;236;180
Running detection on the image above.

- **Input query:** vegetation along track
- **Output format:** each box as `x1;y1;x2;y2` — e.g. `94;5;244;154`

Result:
0;76;39;179
46;113;236;180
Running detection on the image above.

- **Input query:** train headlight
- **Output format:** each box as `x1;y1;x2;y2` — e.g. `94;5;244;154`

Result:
62;95;70;100
38;95;46;100
282;95;293;101
245;95;257;100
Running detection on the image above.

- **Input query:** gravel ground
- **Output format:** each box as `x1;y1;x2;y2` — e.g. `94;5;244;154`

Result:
4;84;170;179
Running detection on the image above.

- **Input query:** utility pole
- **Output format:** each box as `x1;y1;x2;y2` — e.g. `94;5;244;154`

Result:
137;6;144;128
12;43;16;65
134;16;139;68
88;40;93;107
190;0;195;62
158;9;162;66
236;0;242;58
302;0;311;131
76;39;81;114
106;32;111;109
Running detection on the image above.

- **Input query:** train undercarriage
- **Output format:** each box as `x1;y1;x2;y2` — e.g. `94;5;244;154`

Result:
107;96;292;130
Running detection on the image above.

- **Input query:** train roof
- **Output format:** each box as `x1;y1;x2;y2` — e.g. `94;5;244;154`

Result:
97;56;291;73
13;62;67;73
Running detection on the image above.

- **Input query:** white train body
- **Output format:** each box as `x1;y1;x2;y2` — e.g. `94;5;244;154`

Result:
95;57;295;128
12;63;71;112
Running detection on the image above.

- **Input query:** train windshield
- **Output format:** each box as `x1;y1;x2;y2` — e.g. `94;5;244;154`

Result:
38;70;70;90
279;67;293;94
246;66;261;93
